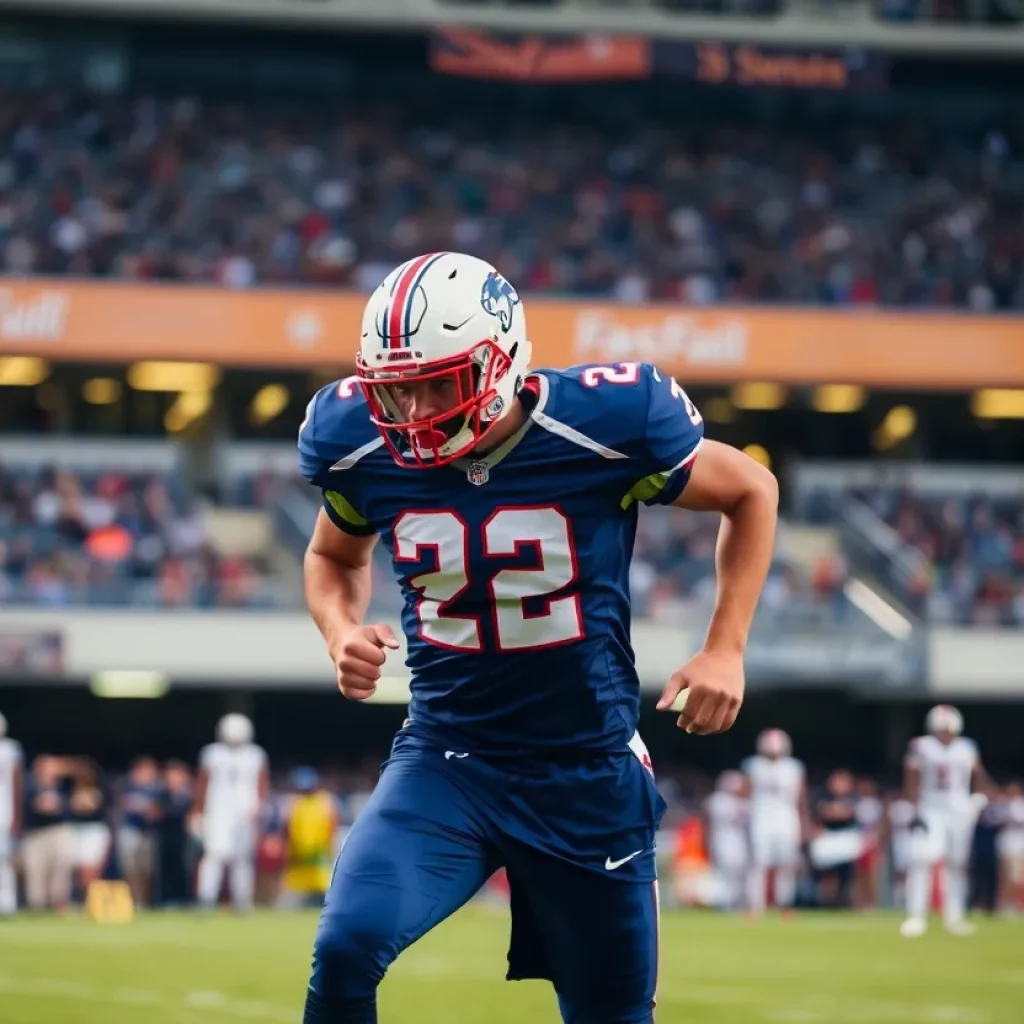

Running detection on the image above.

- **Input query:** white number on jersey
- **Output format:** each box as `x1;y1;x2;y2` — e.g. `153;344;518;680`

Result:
394;506;584;652
669;376;703;426
581;362;641;387
581;362;702;427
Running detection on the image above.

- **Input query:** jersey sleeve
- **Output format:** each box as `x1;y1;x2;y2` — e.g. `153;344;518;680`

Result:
962;738;980;769
297;382;377;537
199;744;217;771
905;736;926;768
624;363;705;508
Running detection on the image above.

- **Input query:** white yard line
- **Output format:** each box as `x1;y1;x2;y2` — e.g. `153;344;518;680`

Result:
0;976;295;1022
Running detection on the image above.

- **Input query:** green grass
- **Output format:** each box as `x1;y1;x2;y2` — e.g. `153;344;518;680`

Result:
0;906;1021;1023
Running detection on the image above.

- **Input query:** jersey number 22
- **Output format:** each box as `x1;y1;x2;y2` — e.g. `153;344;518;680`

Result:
394;507;583;652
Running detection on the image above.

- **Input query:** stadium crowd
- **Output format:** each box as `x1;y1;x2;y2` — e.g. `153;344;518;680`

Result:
12;461;1021;627
0;464;274;608
855;487;1024;626
1;84;1021;309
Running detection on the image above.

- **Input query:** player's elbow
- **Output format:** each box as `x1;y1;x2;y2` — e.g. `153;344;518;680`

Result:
737;459;778;519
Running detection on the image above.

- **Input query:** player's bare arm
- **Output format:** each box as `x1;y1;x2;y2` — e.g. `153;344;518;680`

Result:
657;439;779;736
189;765;209;832
903;753;925;831
304;508;398;700
972;757;994;798
11;758;22;837
798;776;813;844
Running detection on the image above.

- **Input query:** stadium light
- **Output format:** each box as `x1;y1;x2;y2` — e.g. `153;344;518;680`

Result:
872;405;916;451
742;444;772;470
971;389;1024;419
812;385;866;413
165;391;213;433
90;671;170;699
248;384;291;426
363;676;412;705
731;382;786;410
703;397;737;424
83;377;123;405
127;361;221;393
0;356;49;386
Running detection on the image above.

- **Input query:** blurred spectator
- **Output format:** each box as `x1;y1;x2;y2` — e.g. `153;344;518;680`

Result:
996;781;1024;915
118;757;164;907
854;778;884;910
280;767;339;909
68;758;111;895
21;755;75;911
971;797;1003;914
811;769;861;909
156;761;195;908
255;796;288;909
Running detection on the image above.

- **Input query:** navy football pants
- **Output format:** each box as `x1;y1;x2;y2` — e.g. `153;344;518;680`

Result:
302;745;659;1024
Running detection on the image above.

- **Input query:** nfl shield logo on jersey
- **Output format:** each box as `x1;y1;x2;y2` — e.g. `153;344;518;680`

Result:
466;461;490;486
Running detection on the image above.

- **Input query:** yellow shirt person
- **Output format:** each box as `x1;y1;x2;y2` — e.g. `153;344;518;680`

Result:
283;768;338;902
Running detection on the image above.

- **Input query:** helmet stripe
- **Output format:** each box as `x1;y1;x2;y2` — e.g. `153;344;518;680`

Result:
386;251;445;349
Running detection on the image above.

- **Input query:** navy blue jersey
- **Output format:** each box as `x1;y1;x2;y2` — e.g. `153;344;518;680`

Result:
298;361;703;758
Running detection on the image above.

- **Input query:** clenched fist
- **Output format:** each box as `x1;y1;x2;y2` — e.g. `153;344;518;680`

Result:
657;648;744;736
332;623;401;700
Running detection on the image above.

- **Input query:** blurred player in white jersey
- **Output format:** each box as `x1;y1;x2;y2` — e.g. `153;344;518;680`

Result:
887;794;917;909
705;770;749;910
0;713;23;916
901;704;989;937
742;729;808;915
193;713;269;913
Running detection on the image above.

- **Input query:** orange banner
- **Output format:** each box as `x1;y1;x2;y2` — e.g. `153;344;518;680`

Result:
1;279;1022;388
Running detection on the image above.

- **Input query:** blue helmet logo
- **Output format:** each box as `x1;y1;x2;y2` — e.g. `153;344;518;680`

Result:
480;271;520;334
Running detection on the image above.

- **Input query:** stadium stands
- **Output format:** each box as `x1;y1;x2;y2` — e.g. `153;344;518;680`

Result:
0;462;281;608
2;82;1020;308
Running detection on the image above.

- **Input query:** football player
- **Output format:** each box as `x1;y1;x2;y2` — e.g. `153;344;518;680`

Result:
742;728;808;916
193;713;269;914
901;704;990;937
0;712;22;916
705;770;750;910
298;252;778;1024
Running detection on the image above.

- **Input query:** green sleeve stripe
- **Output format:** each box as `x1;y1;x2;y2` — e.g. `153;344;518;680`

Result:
621;472;669;510
324;490;368;527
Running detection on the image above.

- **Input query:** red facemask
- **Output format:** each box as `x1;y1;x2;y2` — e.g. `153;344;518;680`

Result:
356;340;512;469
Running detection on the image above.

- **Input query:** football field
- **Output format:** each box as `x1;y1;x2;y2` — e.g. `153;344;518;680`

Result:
0;906;1021;1023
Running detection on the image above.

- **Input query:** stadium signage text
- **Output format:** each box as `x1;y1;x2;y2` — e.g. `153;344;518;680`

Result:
2;279;1023;389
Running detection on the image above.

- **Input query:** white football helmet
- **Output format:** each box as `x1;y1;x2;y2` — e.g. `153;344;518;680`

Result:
926;704;963;740
356;252;532;468
217;713;253;747
0;711;6;738
717;770;745;795
757;728;792;759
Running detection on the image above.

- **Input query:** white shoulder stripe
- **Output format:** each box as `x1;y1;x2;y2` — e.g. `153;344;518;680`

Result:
532;409;629;460
670;439;703;472
330;436;386;472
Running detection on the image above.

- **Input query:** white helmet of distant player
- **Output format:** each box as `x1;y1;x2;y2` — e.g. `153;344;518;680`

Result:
356;252;532;468
926;704;963;742
717;770;745;795
217;713;253;747
0;711;6;739
757;728;792;759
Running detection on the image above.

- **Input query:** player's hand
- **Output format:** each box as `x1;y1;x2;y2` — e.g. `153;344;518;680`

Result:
656;648;744;736
333;623;400;700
